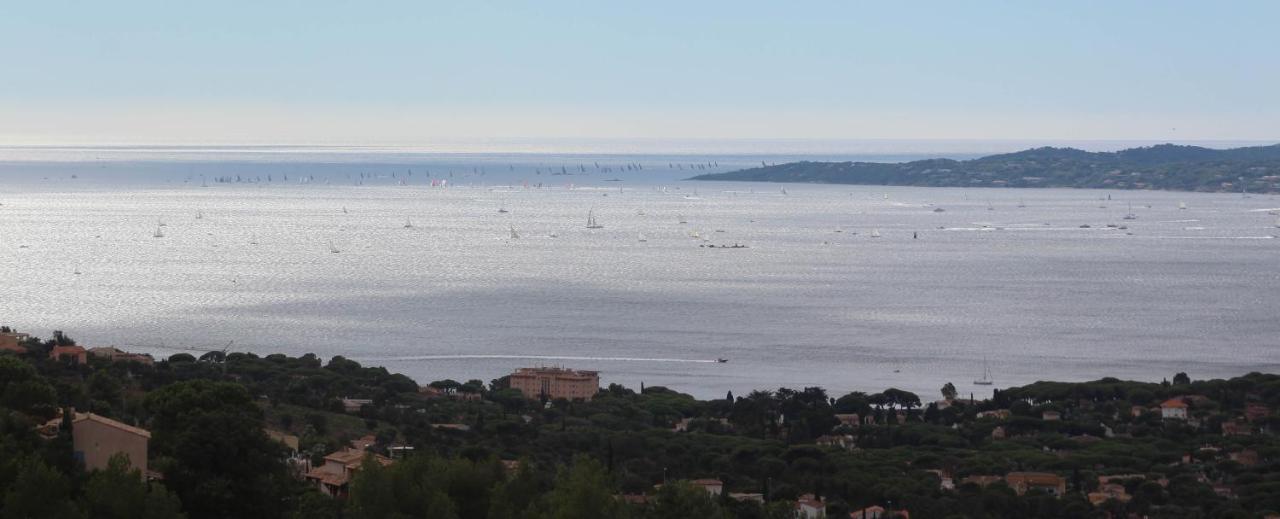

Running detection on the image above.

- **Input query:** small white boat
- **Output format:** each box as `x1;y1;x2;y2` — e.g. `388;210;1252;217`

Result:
153;226;164;238
1179;201;1187;210
677;215;687;224
328;241;340;254
404;217;414;229
509;225;520;239
638;233;647;243
195;210;203;220
1123;203;1137;220
870;229;881;238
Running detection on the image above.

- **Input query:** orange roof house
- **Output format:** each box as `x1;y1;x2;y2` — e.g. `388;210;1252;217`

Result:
795;494;825;519
303;447;394;498
0;327;30;354
1160;398;1189;420
50;345;88;365
1005;472;1066;497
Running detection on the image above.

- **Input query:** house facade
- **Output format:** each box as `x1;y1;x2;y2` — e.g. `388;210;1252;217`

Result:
72;413;150;478
1161;399;1189;420
508;367;599;401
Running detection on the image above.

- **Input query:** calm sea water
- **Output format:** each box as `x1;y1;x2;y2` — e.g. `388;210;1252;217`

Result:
2;145;1278;399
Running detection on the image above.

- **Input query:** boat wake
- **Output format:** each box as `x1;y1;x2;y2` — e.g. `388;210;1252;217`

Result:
353;354;722;363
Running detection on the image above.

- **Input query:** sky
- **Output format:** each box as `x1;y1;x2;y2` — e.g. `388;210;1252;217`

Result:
2;1;1278;146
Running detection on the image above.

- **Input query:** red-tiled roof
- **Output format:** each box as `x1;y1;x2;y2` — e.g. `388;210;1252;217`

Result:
1161;399;1189;408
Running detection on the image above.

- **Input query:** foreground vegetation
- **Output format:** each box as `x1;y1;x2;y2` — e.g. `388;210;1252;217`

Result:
690;143;1280;193
2;329;1279;518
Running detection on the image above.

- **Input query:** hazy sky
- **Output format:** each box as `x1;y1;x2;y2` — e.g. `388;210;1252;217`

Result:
3;1;1278;145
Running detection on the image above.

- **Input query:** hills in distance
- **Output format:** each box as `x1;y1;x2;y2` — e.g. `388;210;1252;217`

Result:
689;143;1280;193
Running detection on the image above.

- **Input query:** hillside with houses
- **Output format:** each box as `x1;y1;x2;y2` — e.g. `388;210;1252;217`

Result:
689;143;1280;193
2;325;1279;518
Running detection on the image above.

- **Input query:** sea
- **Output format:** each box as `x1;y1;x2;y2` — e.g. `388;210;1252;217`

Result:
2;140;1278;400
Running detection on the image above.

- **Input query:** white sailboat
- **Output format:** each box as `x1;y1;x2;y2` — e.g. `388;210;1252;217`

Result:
328;241;340;254
1123;203;1137;220
498;199;509;213
152;226;164;238
974;357;994;385
638;233;647;243
509;225;520;239
780;187;787;195
403;217;414;229
677;215;687;224
1179;201;1187;210
586;209;603;229
870;229;881;238
250;233;259;245
195;210;203;220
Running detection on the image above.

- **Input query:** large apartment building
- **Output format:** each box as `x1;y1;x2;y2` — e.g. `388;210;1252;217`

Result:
508;367;599;401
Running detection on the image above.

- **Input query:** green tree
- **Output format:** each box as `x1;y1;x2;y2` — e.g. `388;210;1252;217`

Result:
941;382;958;401
2;457;82;519
647;481;725;519
546;456;626;519
83;454;186;519
144;380;293;519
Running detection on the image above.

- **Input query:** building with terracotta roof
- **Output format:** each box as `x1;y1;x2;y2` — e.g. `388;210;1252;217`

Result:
1087;483;1131;506
0;327;30;354
1005;472;1066;496
303;447;394;498
850;505;886;519
690;478;723;496
87;346;154;366
795;494;825;518
1160;398;1189;420
508;367;599;401
49;345;88;365
72;412;150;478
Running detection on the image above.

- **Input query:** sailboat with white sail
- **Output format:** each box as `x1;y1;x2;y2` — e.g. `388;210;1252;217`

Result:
586;209;603;229
1123;203;1137;220
328;241;340;254
870;229;881;238
974;357;994;385
152;226;164;238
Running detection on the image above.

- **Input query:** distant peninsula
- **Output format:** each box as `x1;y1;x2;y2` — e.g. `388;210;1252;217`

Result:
690;143;1280;193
